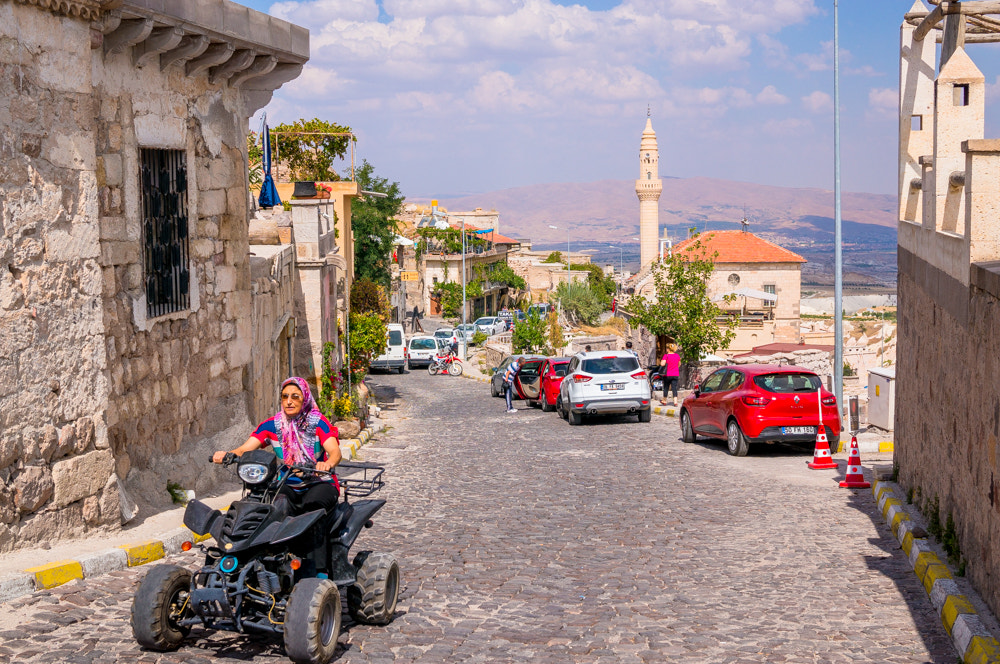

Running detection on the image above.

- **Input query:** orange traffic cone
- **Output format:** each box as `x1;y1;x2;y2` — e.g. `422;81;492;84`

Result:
807;427;838;469
839;435;870;488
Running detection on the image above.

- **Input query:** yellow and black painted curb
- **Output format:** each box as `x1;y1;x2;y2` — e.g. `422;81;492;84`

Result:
0;422;386;604
872;479;1000;663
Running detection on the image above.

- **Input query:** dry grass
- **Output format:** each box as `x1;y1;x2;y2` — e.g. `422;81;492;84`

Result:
578;317;628;337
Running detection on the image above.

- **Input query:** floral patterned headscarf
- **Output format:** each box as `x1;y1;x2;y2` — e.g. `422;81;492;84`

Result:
276;377;323;466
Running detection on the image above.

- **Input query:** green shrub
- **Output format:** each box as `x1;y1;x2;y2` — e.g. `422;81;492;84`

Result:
472;330;488;346
512;310;547;353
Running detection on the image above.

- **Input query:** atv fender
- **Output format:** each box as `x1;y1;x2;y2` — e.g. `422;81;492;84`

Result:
183;499;222;539
332;499;385;549
269;508;326;545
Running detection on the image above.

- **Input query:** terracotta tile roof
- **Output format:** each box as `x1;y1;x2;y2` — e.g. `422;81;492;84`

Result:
672;230;806;264
733;342;834;358
486;231;520;245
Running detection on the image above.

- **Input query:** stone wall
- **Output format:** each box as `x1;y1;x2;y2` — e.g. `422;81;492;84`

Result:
249;245;296;423
896;262;1000;619
0;3;117;551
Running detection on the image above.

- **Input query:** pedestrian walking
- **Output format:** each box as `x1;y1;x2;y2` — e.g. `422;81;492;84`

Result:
502;358;521;413
625;341;639;359
659;343;681;407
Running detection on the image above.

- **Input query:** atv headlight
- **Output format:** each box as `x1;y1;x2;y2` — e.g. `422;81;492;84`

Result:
238;463;270;485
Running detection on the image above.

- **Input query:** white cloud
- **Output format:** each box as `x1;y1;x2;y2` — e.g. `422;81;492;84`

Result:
867;87;897;119
801;91;832;113
761;117;813;137
756;85;788;105
988;75;1000;102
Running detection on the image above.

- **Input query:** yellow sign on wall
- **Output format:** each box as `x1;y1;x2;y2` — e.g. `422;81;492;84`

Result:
400;271;419;281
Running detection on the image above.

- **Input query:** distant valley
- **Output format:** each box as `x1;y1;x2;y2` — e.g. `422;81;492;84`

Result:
424;177;898;289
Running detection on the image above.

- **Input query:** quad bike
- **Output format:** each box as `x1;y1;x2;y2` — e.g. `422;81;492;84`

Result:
427;353;463;376
130;451;399;664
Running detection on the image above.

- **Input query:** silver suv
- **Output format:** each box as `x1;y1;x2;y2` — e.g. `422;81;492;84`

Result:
558;350;652;425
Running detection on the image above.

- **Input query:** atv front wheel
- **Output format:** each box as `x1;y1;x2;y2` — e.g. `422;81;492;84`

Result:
130;564;192;651
284;577;341;664
348;551;400;625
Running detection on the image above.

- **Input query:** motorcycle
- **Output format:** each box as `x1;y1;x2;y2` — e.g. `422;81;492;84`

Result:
130;450;399;664
427;353;463;376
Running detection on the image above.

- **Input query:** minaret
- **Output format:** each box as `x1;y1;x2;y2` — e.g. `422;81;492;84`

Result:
635;113;663;268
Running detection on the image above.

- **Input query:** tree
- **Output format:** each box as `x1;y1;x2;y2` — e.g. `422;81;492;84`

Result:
353;160;404;287
512;310;547;354
626;236;738;364
546;310;565;353
272;118;353;182
555;281;604;326
350;277;390;322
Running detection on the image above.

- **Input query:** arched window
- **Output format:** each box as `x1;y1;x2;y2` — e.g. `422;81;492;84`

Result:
647;172;651;180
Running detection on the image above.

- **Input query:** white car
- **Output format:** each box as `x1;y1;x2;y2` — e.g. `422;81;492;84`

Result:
474;316;506;336
558;350;652;425
407;335;444;368
455;323;478;343
433;328;456;344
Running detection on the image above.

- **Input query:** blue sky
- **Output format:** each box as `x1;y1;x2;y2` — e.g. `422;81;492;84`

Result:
240;0;1000;199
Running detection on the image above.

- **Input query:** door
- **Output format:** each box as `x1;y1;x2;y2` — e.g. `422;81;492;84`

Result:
705;370;744;435
516;359;544;399
689;369;727;434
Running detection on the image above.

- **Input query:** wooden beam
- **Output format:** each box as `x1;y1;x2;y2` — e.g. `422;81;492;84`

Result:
914;4;945;40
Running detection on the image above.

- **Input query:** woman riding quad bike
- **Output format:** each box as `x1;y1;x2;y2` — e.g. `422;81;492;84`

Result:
129;377;400;664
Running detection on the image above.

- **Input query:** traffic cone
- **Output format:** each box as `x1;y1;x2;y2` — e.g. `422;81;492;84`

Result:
807;427;838;469
839;435;870;488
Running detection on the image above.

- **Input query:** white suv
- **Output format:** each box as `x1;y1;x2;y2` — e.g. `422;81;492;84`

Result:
558;350;652;425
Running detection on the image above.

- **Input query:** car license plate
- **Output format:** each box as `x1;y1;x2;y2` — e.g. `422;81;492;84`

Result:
782;426;815;435
601;383;624;391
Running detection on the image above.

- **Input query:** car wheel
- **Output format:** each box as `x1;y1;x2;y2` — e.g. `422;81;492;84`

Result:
638;408;651;423
681;411;697;443
726;419;750;457
557;396;567;420
568;409;582;426
541;396;554;412
491;380;499;398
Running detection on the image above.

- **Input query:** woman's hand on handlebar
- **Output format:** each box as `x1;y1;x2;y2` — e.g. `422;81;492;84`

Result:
212;451;232;464
315;460;336;472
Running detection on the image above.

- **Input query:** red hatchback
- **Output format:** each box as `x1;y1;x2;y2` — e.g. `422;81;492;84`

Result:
679;364;840;456
534;357;570;411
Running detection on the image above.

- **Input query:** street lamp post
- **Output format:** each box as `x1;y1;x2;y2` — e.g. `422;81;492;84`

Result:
461;217;467;360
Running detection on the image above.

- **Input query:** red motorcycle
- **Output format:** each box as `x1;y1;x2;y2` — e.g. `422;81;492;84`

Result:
428;353;463;376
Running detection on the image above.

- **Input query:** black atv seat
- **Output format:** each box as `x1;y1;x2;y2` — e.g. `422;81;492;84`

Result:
327;501;353;534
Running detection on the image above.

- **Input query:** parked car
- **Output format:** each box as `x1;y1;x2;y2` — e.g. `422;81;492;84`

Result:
433;328;456;345
407;335;443;368
371;324;406;373
490;354;545;399
558;351;652;424
527;303;554;318
537;357;571;411
474;316;506;336
455;323;478;343
679;364;840;457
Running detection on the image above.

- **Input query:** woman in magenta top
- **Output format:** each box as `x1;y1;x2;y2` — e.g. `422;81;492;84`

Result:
213;377;341;513
660;343;681;407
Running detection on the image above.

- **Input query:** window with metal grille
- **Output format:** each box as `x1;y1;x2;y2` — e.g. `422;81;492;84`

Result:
140;148;190;318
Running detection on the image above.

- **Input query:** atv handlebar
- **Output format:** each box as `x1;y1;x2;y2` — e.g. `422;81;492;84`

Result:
209;452;238;465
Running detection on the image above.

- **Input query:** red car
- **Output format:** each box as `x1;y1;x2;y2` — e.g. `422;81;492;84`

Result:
533;357;570;411
679;364;840;457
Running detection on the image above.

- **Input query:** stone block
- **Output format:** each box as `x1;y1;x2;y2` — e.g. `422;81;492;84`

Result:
225;291;252;319
99;216;128;241
191;238;215;259
38;425;58;463
199;189;227;218
75;417;94;453
55;424;76;459
215;266;237;294
209;359;226;378
227;337;251;368
0;435;19;469
0;269;24;311
100;241;140;267
102;153;123;186
15;465;54;513
45;224;100;262
51;449;114;508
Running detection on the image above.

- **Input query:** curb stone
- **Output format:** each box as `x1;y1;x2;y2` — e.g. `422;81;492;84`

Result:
0;420;388;605
871;479;1000;663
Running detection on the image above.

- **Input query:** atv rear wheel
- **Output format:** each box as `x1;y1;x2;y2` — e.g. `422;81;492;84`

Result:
130;564;192;651
284;577;341;664
348;551;400;625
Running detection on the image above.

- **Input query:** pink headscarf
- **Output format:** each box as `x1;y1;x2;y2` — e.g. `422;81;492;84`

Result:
276;377;324;466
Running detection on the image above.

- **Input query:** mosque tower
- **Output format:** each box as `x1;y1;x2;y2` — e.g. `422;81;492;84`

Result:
635;114;663;268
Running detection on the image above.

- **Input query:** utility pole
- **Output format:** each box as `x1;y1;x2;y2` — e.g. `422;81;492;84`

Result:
461;217;467;360
833;0;844;421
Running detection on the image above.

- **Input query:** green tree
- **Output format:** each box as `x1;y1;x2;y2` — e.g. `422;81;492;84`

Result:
542;251;563;263
247;131;263;189
546;310;565;353
353;160;404;287
350;277;390;322
346;311;387;383
512;310;547;353
626;236;737;364
272;118;353;181
555;281;604;326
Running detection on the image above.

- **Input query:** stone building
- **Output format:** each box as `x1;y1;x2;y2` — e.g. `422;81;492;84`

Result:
419;229;521;317
895;1;1000;619
507;244;592;303
0;0;308;550
637;230;806;355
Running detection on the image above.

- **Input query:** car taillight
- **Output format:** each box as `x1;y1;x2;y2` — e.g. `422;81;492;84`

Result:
822;395;837;406
573;375;592;383
631;371;647;379
742;395;771;407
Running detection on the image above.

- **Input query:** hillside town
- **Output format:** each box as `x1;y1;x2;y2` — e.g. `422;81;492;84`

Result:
0;1;998;664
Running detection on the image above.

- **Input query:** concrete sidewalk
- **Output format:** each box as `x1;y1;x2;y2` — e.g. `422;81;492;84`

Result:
0;419;386;604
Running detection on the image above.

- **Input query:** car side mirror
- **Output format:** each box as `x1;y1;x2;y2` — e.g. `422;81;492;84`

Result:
491;367;498;374
693;385;700;397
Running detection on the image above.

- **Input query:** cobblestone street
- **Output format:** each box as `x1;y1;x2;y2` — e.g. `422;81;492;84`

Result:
0;371;955;663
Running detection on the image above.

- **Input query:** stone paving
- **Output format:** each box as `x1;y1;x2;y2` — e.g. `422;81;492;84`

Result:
0;370;958;662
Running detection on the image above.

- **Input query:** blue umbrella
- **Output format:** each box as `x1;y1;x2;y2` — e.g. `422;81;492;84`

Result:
258;114;281;209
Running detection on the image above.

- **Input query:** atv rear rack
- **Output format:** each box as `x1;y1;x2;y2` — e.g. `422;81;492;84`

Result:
337;462;386;497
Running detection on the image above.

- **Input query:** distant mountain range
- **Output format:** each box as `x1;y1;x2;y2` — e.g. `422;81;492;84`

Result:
422;177;898;287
